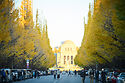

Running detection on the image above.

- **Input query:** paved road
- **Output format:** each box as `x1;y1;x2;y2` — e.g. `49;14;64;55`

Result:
13;73;101;83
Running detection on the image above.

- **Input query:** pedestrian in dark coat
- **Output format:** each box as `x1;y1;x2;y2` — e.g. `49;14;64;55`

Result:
57;69;60;79
74;70;77;75
101;69;106;83
1;69;6;82
80;70;86;83
68;69;71;76
95;70;99;81
90;69;94;83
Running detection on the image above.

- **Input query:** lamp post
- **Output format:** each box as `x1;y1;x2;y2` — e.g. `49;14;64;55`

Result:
26;59;29;69
96;52;98;70
12;54;15;69
54;53;57;68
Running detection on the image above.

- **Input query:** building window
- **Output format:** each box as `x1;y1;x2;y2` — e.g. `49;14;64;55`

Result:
64;56;66;64
70;48;72;51
71;61;73;64
65;48;67;51
71;56;73;60
71;56;73;64
67;56;69;61
68;48;70;51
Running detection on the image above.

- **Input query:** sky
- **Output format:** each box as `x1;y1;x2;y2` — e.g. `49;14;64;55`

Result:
16;0;93;48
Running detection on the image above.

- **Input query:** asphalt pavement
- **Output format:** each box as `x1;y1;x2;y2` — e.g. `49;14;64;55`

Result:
13;73;101;83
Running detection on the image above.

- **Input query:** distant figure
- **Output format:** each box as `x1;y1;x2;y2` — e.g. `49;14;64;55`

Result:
6;70;9;82
23;70;26;79
18;71;22;80
33;71;35;78
1;69;6;83
53;70;57;79
95;70;99;81
90;69;94;83
101;69;106;83
35;70;37;78
80;70;86;83
57;69;60;79
74;70;77;75
46;71;48;75
37;71;40;78
112;71;117;83
68;69;71;76
21;70;25;80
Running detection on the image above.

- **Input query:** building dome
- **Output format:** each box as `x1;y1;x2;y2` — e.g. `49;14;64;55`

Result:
62;40;75;45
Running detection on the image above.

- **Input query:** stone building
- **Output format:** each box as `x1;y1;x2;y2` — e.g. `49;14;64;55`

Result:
54;40;82;71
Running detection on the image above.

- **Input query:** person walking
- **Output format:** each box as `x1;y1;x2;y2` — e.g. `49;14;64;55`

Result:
101;69;106;83
35;70;37;78
112;71;117;83
1;69;6;83
24;70;26;80
74;70;77;75
57;69;60;79
95;70;99;81
33;71;35;78
68;69;71;76
53;70;57;79
5;70;9;82
36;71;40;79
18;71;22;80
20;71;23;80
22;71;24;80
80;70;86;83
90;69;94;83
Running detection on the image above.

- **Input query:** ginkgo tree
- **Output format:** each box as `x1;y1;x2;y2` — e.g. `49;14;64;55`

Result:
75;0;125;69
0;0;56;70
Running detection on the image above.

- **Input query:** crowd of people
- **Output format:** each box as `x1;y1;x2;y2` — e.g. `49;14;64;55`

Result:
52;68;107;83
1;68;123;83
53;69;77;79
79;68;107;83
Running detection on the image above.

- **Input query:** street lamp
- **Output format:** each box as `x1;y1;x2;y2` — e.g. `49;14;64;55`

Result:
26;59;29;69
96;52;98;70
54;53;57;67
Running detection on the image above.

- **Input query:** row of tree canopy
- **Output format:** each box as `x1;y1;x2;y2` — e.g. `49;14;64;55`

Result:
75;0;125;69
0;0;56;70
